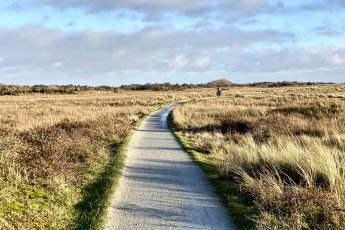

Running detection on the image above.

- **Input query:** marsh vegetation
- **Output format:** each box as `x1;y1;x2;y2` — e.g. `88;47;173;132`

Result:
0;90;207;229
172;85;345;229
1;84;344;229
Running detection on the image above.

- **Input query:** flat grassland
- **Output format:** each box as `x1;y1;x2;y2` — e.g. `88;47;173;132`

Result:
172;84;345;229
0;90;207;229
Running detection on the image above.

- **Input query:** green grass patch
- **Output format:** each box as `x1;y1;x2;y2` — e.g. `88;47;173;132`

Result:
168;113;257;230
0;181;73;229
71;103;175;230
71;136;130;230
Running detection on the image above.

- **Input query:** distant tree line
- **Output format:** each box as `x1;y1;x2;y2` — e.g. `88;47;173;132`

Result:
0;85;118;96
120;83;206;91
0;80;336;96
119;79;234;90
241;81;335;87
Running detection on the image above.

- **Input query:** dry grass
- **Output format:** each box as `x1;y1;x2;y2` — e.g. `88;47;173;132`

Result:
172;84;345;229
0;90;209;229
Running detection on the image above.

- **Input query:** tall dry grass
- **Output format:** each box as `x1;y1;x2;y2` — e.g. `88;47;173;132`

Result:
172;84;345;229
0;90;209;229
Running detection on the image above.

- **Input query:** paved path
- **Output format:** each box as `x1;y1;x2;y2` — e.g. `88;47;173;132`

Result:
105;103;236;230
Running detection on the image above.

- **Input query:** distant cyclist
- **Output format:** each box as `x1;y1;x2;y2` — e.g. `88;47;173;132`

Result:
216;87;222;97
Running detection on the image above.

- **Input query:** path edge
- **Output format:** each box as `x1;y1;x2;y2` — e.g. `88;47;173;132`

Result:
99;102;184;230
167;108;256;230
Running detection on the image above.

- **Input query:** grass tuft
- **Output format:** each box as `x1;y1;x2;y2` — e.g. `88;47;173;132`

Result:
171;84;345;229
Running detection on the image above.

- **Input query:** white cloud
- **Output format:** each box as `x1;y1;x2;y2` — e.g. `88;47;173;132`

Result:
330;49;345;65
9;0;273;21
0;25;343;85
174;55;189;68
194;56;210;67
221;0;267;11
52;62;63;68
0;26;293;73
1;1;345;84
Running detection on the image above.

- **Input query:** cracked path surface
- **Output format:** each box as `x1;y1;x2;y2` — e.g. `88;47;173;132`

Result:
105;103;236;230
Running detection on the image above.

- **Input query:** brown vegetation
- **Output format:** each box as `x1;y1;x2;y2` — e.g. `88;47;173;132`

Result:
172;84;345;229
0;90;208;229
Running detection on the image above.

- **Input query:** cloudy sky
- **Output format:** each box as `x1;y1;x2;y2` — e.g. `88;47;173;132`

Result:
0;0;344;85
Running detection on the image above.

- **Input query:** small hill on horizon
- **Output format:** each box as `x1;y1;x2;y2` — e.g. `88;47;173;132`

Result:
206;79;233;87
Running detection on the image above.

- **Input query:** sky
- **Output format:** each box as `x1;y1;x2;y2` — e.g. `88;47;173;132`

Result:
0;0;344;85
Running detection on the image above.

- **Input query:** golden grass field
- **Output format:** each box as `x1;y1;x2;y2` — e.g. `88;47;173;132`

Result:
0;90;209;229
172;84;345;229
1;85;345;229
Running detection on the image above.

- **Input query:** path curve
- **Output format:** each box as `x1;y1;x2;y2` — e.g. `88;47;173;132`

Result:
105;103;236;230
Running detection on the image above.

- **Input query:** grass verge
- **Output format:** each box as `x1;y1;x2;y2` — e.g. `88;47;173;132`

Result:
73;102;179;230
168;113;256;230
72;138;129;230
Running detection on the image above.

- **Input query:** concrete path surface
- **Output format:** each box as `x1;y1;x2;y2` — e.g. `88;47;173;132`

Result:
105;103;236;230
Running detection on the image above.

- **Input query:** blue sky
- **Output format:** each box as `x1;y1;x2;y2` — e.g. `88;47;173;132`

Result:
0;0;344;85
